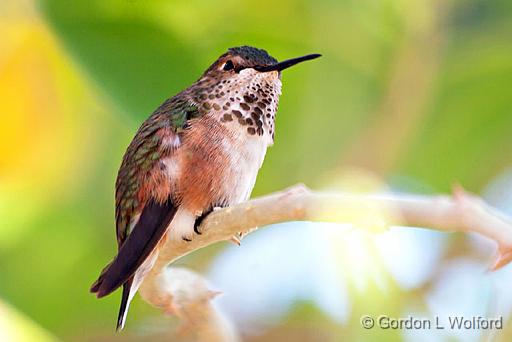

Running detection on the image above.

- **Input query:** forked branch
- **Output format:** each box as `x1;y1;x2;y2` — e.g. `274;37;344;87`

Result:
138;184;512;340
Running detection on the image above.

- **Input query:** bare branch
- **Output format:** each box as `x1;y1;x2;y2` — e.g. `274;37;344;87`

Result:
138;184;512;338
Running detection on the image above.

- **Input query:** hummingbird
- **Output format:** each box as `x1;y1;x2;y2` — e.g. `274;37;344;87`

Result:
90;46;321;330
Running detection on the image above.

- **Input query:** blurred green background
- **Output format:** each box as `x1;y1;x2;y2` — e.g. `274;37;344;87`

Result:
1;0;512;341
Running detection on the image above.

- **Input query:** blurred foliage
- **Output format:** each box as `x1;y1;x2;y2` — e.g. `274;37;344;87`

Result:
0;300;58;342
39;0;512;194
1;0;511;340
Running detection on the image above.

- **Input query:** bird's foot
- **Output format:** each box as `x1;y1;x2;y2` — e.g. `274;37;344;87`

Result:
193;208;214;236
181;206;225;242
192;205;225;236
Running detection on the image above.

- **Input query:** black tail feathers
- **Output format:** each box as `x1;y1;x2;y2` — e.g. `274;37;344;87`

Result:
116;277;134;331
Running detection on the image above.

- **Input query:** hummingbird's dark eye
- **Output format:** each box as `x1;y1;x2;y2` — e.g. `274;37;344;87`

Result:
223;60;235;71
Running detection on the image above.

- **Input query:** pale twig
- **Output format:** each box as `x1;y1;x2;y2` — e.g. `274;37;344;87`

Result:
138;184;512;338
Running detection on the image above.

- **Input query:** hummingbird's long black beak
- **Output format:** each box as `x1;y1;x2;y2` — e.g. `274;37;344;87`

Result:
254;53;321;72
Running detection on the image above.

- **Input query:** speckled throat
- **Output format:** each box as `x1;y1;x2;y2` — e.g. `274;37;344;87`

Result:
189;69;282;144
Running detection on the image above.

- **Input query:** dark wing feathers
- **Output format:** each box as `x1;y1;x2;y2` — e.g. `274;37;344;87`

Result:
92;198;177;298
90;97;199;330
90;98;199;297
115;99;199;244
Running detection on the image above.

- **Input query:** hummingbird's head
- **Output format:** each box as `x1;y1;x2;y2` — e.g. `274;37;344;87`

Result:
203;46;278;76
201;45;321;81
190;46;320;139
